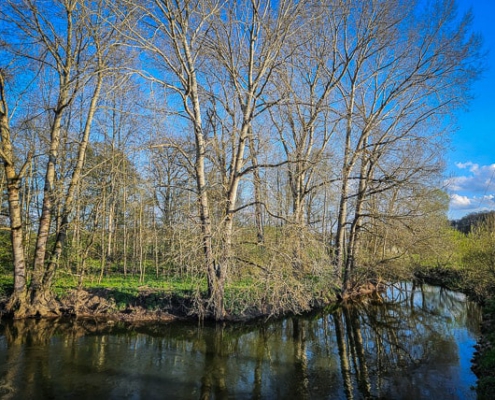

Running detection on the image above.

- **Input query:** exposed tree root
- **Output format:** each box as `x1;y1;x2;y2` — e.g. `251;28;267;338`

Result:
5;289;61;319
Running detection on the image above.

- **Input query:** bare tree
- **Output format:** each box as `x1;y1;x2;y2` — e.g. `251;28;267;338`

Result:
0;71;32;309
270;0;347;228
114;0;225;318
0;0;121;316
333;0;482;294
203;0;306;310
0;0;483;319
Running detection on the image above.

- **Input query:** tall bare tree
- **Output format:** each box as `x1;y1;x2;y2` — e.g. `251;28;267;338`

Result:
115;0;225;318
0;71;31;309
203;0;306;313
333;0;482;294
1;0;121;316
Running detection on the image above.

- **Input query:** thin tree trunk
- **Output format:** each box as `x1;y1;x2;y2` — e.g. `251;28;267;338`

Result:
123;181;128;278
138;193;144;284
28;102;66;312
98;186;107;284
248;128;264;244
335;169;350;281
45;71;103;288
343;138;370;293
0;74;29;310
335;83;356;282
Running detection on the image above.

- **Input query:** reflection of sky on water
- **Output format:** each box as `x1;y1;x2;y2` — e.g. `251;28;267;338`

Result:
0;284;481;399
364;283;480;399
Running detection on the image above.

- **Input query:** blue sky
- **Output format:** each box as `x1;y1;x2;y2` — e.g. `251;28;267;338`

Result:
447;0;495;219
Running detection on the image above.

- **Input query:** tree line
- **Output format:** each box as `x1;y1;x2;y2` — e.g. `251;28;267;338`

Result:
0;0;482;319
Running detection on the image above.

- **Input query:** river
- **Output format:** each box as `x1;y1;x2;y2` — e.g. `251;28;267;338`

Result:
0;283;481;399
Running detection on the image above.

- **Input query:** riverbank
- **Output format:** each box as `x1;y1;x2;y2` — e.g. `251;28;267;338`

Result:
0;287;191;323
0;275;389;325
0;269;350;323
0;283;338;324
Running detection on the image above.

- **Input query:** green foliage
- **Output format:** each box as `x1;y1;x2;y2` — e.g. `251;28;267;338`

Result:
0;231;13;270
54;273;202;294
410;212;495;299
410;214;495;399
446;214;495;298
0;273;13;297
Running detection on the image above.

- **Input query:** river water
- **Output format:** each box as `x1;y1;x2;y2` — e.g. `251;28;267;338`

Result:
0;283;481;399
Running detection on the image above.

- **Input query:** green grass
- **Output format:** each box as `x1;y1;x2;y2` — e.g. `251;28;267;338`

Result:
54;273;204;294
0;268;338;317
0;273;13;297
0;272;206;307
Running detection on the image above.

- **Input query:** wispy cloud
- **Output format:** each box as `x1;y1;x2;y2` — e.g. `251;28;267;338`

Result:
447;163;495;193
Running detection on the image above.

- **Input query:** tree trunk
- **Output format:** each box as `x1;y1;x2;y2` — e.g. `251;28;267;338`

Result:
0;75;29;311
190;75;222;319
248;129;264;244
45;70;103;288
335;82;356;282
343;136;370;294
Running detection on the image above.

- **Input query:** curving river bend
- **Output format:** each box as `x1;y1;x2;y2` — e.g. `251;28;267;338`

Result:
0;283;481;399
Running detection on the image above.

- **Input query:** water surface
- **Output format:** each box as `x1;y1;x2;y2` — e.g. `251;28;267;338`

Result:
0;283;481;399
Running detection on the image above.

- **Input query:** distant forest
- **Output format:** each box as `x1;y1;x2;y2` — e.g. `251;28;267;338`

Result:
451;211;495;234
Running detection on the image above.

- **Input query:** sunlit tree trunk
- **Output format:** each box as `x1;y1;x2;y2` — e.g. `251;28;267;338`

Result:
45;66;104;289
343;136;370;293
0;73;30;310
248;128;264;244
335;82;356;282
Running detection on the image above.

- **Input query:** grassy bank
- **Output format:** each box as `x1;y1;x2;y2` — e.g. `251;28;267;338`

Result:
0;270;337;321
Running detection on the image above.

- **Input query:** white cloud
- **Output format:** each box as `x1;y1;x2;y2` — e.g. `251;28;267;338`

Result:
450;194;472;208
448;162;495;218
447;163;495;193
446;176;469;191
455;161;479;172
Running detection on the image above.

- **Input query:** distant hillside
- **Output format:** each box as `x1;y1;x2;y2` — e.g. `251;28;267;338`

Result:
451;211;495;234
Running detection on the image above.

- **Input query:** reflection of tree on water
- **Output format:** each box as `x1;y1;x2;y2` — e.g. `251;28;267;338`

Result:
345;306;372;398
0;320;44;399
0;319;99;399
333;283;480;399
0;285;480;399
200;324;228;400
252;326;267;399
334;309;354;399
292;318;310;400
